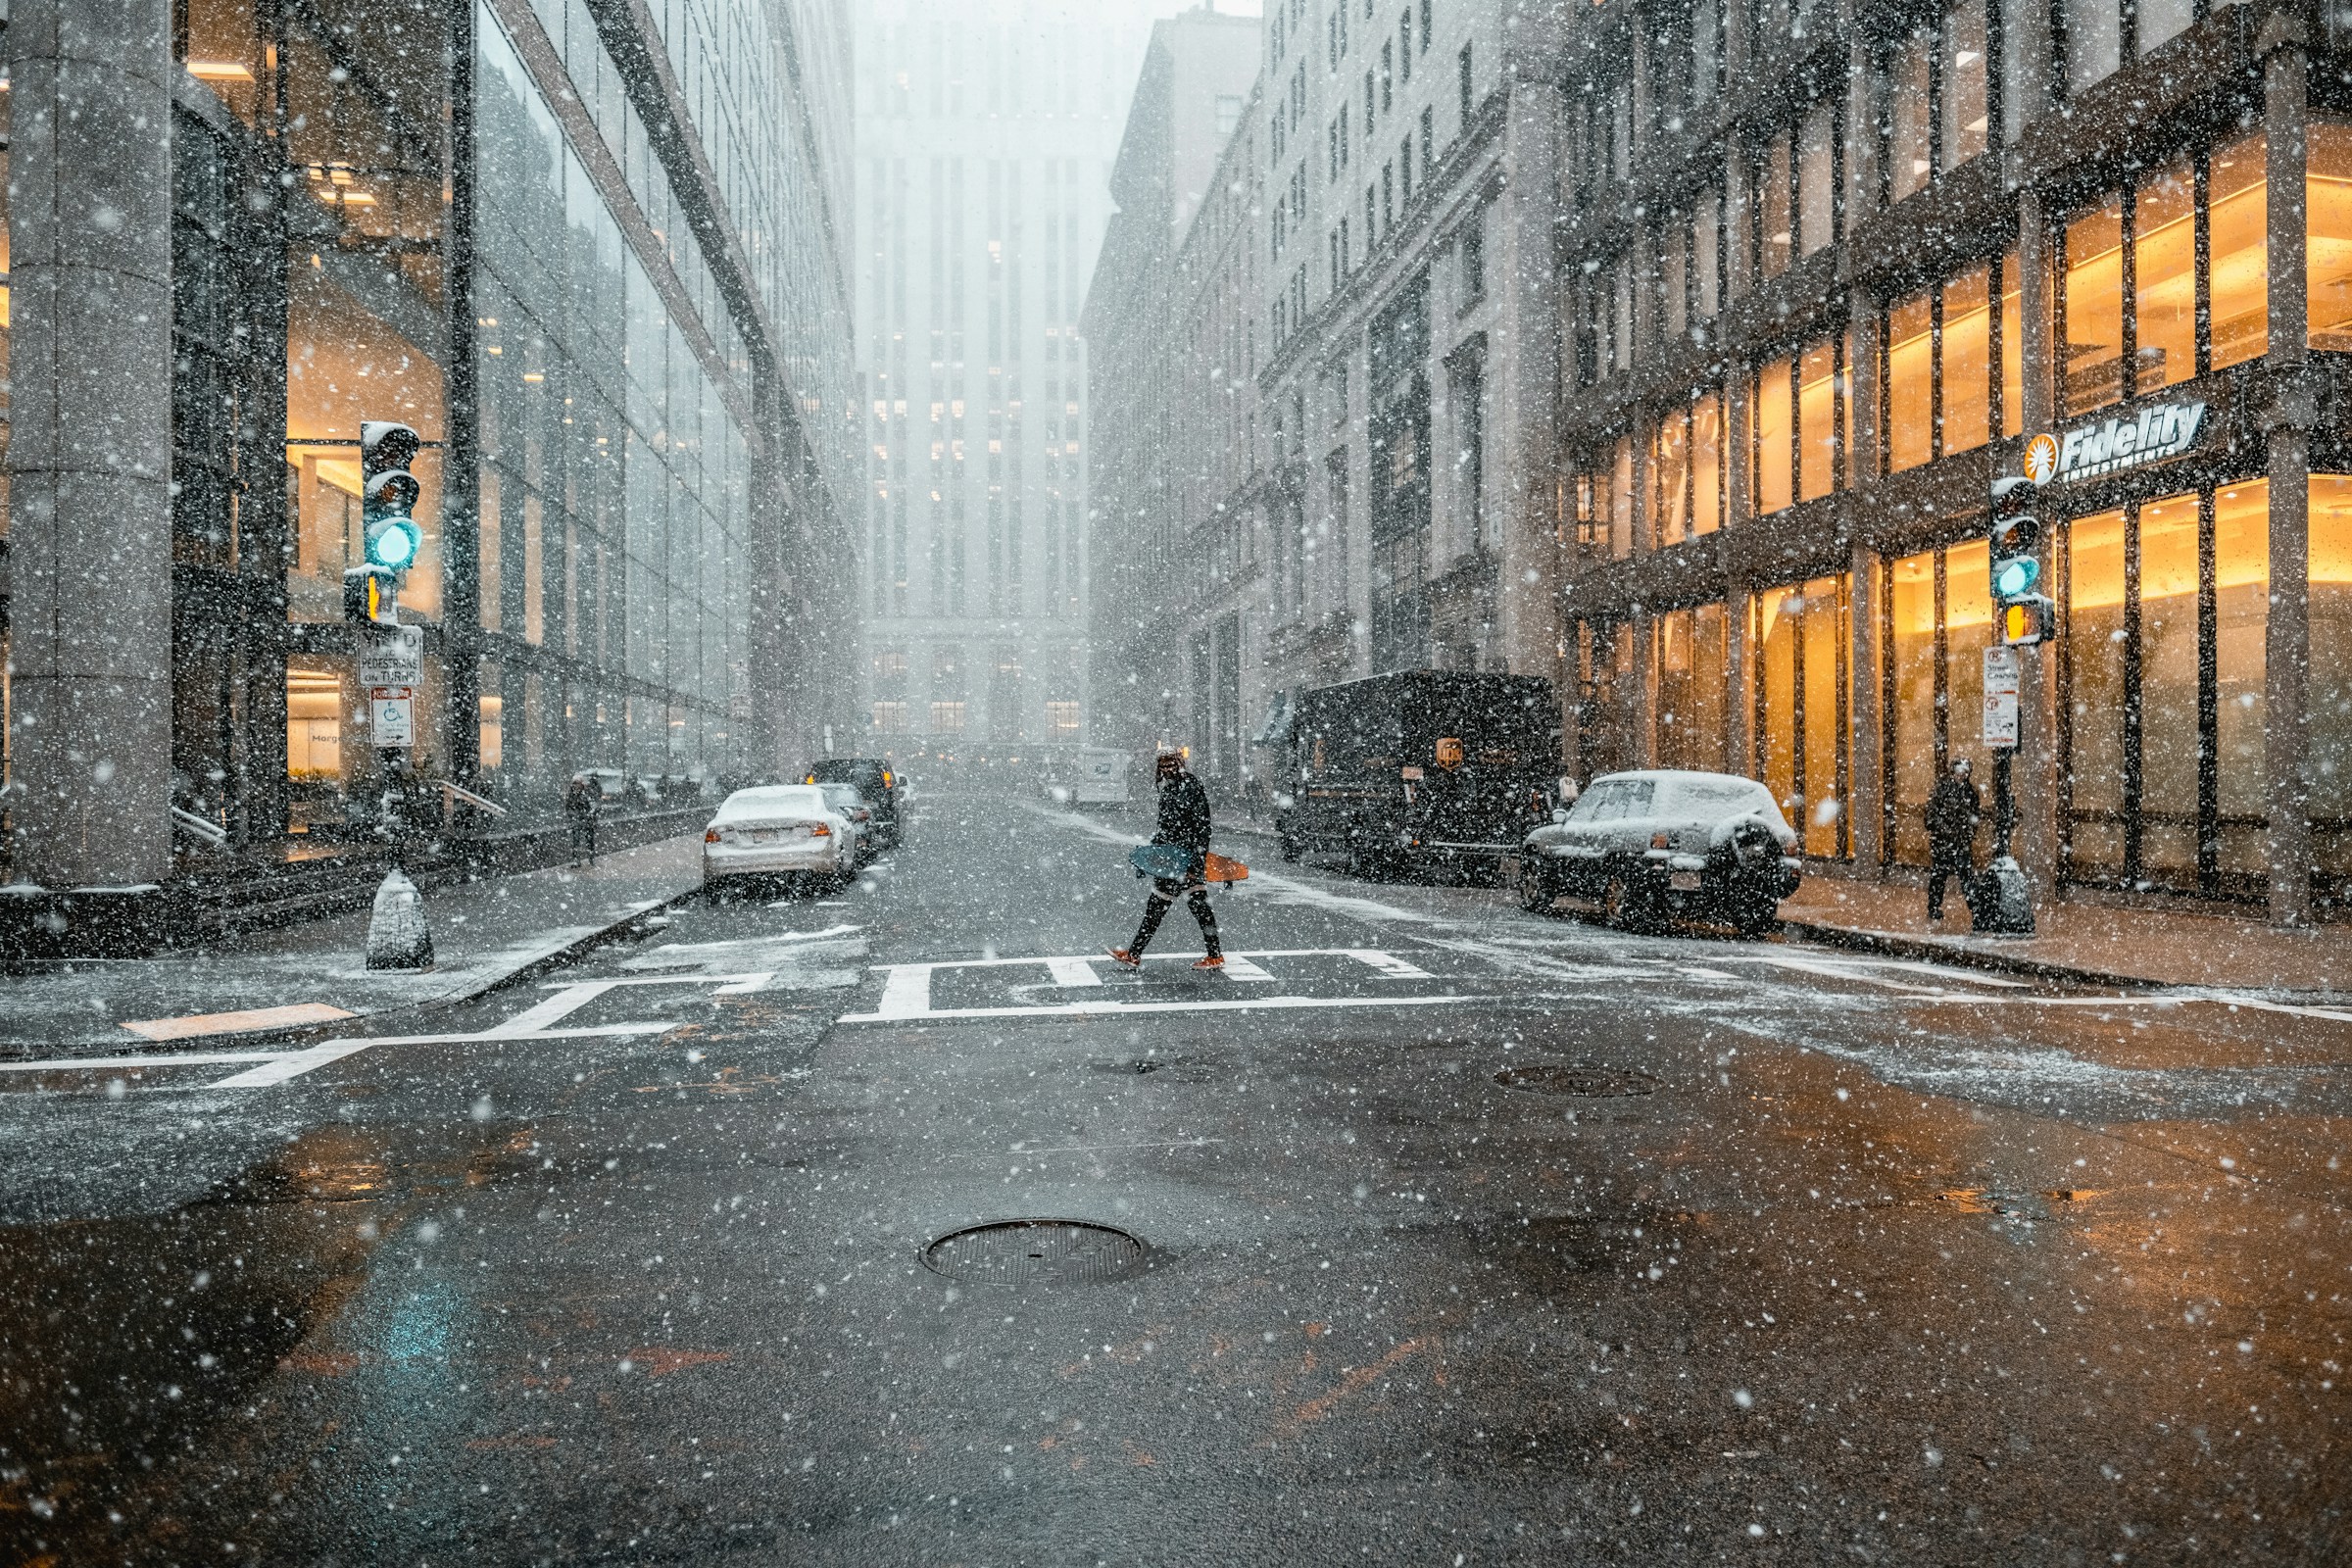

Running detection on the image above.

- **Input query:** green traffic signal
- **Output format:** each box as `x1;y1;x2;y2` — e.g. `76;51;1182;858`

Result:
366;515;421;570
1994;556;2038;598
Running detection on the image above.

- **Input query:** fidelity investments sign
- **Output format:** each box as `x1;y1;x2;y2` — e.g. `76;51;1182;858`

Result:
2025;398;2208;485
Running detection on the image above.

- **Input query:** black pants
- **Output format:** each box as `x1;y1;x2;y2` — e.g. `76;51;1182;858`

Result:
1129;876;1219;958
1926;857;1972;920
569;818;597;863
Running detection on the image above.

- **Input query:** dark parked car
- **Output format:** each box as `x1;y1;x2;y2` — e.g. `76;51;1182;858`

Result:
1273;670;1560;877
802;759;903;847
1516;769;1801;935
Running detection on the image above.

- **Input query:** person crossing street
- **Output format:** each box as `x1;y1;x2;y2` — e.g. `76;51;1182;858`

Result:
1110;753;1224;970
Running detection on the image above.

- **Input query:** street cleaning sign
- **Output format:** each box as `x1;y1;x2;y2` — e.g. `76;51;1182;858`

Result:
1983;647;2021;749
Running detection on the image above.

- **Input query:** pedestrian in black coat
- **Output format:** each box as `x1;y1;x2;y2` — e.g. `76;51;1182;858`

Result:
1111;754;1224;969
1924;758;1983;922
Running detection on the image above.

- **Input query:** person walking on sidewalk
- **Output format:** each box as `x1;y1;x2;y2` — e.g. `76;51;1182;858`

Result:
1110;753;1225;970
564;774;601;867
1924;757;1984;923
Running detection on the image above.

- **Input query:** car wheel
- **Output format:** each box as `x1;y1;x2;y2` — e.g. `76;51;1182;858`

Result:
1601;871;1657;931
1732;899;1779;939
1517;856;1556;912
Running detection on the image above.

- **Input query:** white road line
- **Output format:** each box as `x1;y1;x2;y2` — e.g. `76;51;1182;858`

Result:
1046;956;1102;988
874;963;938;1019
1007;1137;1227;1155
0;1050;286;1075
200;1021;680;1089
205;1040;382;1089
494;981;620;1035
1219;955;1276;981
1347;949;1434;979
838;993;1473;1024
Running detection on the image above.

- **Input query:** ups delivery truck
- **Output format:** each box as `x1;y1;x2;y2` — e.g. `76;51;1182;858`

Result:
1272;670;1561;876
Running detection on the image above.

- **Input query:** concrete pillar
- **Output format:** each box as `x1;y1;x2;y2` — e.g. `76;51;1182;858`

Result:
1493;37;1565;682
5;0;175;889
2263;24;2316;924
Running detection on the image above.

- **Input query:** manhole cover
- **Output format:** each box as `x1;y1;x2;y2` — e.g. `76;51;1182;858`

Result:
1493;1065;1661;1098
922;1220;1146;1285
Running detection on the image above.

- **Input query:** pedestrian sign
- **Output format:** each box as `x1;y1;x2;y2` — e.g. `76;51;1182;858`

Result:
368;686;416;748
359;624;423;687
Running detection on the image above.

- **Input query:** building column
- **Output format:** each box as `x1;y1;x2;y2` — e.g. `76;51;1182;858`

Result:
2263;22;2316;925
1493;48;1565;682
5;0;175;890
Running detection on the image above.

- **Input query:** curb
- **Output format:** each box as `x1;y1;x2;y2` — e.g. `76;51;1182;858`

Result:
20;886;701;1062
1776;918;2156;991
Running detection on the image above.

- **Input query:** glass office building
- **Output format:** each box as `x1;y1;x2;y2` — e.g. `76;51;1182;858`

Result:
1556;0;2352;920
0;0;855;908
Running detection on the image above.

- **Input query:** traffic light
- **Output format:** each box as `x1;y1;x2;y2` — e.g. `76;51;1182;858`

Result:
2002;597;2054;646
1988;510;2041;601
1988;477;2053;647
343;564;398;622
360;419;424;576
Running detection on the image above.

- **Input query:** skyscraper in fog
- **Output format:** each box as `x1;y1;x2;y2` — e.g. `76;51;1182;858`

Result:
851;1;1181;768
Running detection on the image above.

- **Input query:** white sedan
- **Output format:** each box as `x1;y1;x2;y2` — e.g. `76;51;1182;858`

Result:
702;785;855;889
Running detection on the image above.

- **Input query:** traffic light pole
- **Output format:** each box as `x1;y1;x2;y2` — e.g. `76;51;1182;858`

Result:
1978;476;2039;936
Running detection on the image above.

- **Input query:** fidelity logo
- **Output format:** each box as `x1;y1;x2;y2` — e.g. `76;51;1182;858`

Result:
2037;399;2208;484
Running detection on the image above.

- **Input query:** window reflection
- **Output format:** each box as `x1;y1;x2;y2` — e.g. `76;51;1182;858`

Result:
2064;509;2129;878
2133;158;2195;390
2313;125;2352;350
1654;606;1727;772
2063;195;2124;416
2209;133;2269;369
1756;577;1848;858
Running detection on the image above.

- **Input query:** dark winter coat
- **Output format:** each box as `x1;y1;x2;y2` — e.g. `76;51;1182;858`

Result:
1152;770;1213;856
1924;774;1983;862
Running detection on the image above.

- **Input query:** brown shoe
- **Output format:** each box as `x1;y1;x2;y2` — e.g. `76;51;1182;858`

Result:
1193;955;1225;970
1108;948;1141;969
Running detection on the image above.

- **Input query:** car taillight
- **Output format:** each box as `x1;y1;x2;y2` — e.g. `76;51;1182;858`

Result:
1651;832;1671;850
809;823;831;836
705;829;721;843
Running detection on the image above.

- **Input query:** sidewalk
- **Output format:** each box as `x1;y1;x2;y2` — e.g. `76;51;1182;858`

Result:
0;833;707;1058
1779;876;2352;999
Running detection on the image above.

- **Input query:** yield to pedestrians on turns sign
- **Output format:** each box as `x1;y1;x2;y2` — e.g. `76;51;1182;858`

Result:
359;624;424;687
1982;647;2021;749
369;686;416;748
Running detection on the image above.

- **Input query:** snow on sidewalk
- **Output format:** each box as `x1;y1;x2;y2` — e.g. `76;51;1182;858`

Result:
0;833;707;1056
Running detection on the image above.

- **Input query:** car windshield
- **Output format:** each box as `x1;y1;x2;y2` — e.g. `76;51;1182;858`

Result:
714;786;828;822
1568;779;1656;822
1665;778;1774;817
819;785;865;809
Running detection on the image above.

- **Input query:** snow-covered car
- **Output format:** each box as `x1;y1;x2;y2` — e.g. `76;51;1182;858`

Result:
815;783;879;868
1515;769;1800;935
702;785;854;890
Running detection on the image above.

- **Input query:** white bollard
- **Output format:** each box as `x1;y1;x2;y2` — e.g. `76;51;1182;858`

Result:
365;868;434;970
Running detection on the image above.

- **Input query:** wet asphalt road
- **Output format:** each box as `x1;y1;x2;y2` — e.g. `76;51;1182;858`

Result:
2;794;2349;1565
